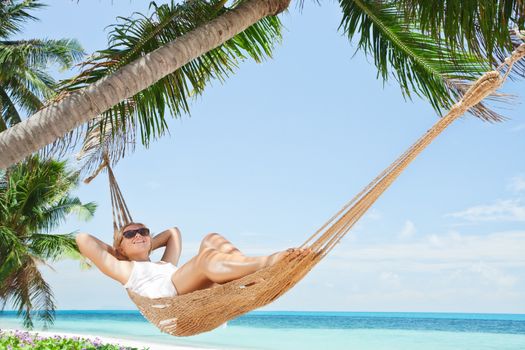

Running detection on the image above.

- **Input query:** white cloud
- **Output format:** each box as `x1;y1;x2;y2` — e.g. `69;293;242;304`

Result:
508;175;525;193
329;230;525;267
399;220;416;239
312;229;525;312
469;261;518;288
446;199;525;222
379;271;401;289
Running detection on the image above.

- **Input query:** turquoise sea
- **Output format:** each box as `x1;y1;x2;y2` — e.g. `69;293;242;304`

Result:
1;311;525;350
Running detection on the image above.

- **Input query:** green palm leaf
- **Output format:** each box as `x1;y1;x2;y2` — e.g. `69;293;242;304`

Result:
0;1;85;134
57;0;282;174
0;156;96;328
339;0;507;121
3;75;45;113
29;232;79;261
1;260;56;328
0;0;44;38
35;197;96;232
397;0;525;77
0;86;22;130
0;38;84;71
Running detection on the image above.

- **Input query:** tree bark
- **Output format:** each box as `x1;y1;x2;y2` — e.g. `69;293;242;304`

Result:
0;0;291;169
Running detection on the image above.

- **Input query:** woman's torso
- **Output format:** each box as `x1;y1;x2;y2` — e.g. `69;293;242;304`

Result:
122;261;179;298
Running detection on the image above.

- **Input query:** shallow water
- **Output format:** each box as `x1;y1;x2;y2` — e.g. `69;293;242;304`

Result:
1;311;524;350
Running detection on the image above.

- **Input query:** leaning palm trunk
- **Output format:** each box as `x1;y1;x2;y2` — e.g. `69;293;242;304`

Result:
0;0;290;169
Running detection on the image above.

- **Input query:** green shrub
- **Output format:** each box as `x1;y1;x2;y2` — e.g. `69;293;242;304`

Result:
0;329;148;350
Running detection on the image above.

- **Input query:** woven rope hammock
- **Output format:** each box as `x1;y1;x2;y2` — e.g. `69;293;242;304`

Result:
83;44;525;336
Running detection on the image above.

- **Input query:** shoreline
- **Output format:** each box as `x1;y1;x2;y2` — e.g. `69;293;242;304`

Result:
1;328;212;350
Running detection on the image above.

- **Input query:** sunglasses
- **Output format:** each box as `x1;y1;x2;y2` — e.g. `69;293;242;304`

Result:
122;227;150;239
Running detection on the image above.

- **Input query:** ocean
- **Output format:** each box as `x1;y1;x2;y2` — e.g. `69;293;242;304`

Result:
1;311;524;350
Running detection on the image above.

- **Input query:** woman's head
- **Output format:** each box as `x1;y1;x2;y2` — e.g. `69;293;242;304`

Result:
114;222;152;260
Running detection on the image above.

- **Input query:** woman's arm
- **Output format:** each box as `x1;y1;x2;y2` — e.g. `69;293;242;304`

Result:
75;233;131;284
152;227;182;266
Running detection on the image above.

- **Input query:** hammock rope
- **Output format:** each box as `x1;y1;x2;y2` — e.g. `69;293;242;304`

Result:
83;44;525;336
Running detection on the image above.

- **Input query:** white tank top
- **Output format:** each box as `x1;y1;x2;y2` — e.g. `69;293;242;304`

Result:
123;261;178;299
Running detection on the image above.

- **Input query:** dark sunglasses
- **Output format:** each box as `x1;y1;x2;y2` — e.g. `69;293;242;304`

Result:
122;227;150;239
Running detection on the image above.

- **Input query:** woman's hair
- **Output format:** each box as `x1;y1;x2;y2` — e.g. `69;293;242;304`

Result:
113;222;153;256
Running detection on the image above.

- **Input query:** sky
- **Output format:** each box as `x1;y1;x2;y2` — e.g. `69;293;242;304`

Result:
10;0;525;313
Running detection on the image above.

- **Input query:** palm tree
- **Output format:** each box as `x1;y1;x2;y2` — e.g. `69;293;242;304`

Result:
0;0;524;168
60;0;285;173
0;0;84;133
0;155;96;329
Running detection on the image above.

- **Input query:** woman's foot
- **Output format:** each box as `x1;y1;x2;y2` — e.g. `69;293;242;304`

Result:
264;250;289;267
262;248;312;268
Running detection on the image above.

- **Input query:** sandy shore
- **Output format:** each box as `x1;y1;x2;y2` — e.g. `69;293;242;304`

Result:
2;328;212;350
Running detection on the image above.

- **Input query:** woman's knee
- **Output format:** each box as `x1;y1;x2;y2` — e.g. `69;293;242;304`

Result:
199;232;222;252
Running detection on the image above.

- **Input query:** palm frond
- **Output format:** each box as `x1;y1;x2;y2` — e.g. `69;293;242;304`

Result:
0;86;22;130
0;249;23;284
0;22;85;130
0;156;92;328
397;0;525;77
0;38;85;71
34;197;96;232
29;232;79;261
1;260;55;329
5;156;86;230
53;0;282;173
0;0;45;38
339;0;509;121
3;75;45;114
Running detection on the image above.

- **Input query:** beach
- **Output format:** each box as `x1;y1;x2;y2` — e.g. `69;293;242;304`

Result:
1;328;205;350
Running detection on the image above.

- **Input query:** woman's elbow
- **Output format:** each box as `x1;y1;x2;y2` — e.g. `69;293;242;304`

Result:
75;232;92;250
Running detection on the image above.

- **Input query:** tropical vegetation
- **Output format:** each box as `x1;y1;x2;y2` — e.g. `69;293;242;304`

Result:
1;0;523;169
0;156;96;328
0;0;91;328
0;329;144;350
0;0;84;132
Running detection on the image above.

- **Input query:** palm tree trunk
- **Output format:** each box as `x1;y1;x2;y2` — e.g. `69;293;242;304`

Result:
0;0;290;169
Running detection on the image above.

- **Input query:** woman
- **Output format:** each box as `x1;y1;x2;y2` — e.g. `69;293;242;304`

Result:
76;223;289;298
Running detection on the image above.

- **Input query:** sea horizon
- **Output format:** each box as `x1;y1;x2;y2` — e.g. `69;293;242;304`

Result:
3;309;525;317
2;310;525;349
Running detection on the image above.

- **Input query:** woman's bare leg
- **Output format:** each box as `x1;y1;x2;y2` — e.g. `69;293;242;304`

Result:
170;254;216;295
171;247;289;295
199;233;243;256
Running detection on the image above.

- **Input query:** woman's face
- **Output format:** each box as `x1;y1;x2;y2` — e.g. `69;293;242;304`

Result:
118;223;152;259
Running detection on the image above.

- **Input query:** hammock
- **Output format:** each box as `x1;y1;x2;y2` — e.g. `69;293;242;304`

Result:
82;44;525;336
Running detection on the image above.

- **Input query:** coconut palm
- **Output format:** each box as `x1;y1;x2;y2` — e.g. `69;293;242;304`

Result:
58;0;284;173
0;156;96;328
0;0;84;133
0;0;524;168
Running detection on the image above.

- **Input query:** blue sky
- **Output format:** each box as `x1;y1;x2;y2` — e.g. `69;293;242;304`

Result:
14;0;525;313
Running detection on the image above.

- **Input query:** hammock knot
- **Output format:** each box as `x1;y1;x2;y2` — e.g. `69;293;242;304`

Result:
83;156;109;184
502;44;525;70
511;43;525;61
458;71;502;110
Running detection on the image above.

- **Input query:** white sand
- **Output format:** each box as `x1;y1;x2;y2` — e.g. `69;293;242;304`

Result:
2;328;212;350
